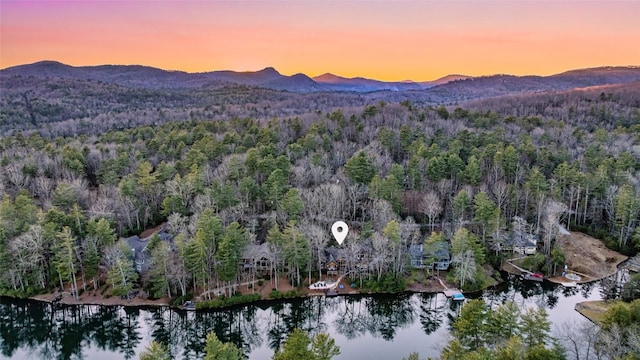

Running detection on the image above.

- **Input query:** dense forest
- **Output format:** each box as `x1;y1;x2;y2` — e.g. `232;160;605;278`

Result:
0;80;639;308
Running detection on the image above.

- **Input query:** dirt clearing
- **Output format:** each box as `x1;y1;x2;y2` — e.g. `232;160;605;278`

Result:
551;231;627;283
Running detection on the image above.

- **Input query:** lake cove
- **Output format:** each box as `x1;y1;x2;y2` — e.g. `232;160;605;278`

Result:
0;274;609;360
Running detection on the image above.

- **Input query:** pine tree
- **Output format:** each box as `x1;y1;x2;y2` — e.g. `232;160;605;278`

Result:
106;241;138;297
53;226;79;300
344;151;376;185
139;341;171;360
216;222;248;296
311;333;341;360
280;188;305;221
452;299;488;350
473;191;499;243
273;328;312;360
204;333;243;360
282;222;310;287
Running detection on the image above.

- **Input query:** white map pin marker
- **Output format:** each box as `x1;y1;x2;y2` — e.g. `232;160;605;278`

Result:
331;221;349;245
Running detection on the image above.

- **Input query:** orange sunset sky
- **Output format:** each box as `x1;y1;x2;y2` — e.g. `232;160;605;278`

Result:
1;0;639;81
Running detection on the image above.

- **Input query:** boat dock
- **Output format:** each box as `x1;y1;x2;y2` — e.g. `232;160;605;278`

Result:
443;289;463;297
623;255;640;273
507;257;545;282
437;277;465;300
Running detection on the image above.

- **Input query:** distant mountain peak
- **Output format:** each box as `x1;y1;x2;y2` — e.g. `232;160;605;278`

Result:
313;73;347;83
258;67;280;75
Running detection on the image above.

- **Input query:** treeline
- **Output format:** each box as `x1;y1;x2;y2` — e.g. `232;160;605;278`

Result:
0;91;639;299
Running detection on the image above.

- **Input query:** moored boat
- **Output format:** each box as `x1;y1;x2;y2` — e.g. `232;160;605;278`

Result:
522;272;544;282
309;279;337;290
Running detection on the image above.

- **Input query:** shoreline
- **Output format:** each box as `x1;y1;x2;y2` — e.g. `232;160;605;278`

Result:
16;232;629;311
575;300;612;324
18;275;459;310
502;230;629;287
547;252;628;286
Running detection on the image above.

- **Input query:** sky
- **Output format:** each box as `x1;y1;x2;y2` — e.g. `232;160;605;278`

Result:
1;0;639;81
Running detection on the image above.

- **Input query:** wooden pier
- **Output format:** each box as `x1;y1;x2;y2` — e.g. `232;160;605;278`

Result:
437;277;464;300
623;255;640;273
443;289;462;297
507;257;545;282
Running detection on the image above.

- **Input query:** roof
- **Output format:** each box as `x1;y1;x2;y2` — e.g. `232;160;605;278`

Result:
242;243;275;261
497;230;538;247
433;248;450;261
409;244;423;257
325;246;348;262
124;235;147;253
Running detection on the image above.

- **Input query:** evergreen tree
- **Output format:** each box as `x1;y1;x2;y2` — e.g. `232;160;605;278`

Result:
453;190;472;223
273;328;313;360
452;299;487;350
519;307;551;349
463;155;482;186
204;333;243;360
216;222;249;295
53;226;79;300
344;151;376;185
139;341;171;360
311;333;341;360
280;188;305;221
473;192;499;243
106;241;138;297
282;222;310;287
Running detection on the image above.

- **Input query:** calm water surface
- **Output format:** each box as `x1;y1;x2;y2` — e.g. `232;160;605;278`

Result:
0;273;609;360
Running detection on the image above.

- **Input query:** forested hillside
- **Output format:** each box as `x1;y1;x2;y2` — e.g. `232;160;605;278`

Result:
3;64;640;137
0;80;638;303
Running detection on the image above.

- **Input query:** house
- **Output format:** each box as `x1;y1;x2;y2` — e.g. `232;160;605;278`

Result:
324;247;348;275
493;230;538;255
241;243;275;277
124;235;149;273
124;230;174;274
321;245;372;277
409;244;426;268
409;241;451;271
430;248;451;271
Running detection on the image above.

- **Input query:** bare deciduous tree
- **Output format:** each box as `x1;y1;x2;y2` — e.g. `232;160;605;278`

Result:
419;191;443;231
542;199;568;256
554;319;600;360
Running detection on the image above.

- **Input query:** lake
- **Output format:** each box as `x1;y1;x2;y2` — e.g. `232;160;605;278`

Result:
0;273;612;360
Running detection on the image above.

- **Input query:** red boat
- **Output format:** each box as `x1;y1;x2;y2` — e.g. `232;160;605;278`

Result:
522;272;544;282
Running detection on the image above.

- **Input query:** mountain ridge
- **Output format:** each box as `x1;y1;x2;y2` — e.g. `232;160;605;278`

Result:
2;60;640;95
0;60;470;92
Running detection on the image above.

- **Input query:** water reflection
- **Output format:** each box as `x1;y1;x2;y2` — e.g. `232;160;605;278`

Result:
0;275;610;360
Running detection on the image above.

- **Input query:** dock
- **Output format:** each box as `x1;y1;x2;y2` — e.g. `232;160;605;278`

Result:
443;289;462;297
437;277;465;300
623;255;640;273
507;257;545;282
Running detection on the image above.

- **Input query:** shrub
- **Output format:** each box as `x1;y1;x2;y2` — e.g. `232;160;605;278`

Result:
196;293;261;310
520;254;546;273
269;289;300;299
